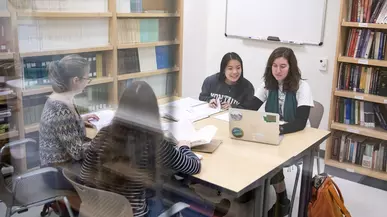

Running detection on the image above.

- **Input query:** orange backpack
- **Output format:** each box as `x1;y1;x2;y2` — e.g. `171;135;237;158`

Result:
308;175;351;217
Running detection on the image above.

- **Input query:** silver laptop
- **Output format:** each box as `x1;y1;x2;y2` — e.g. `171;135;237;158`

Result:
229;108;284;145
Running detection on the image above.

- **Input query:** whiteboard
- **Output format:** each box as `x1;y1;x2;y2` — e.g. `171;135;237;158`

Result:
225;0;327;45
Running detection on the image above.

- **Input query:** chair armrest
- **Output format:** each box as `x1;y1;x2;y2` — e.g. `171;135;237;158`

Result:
0;138;37;155
13;167;59;192
158;202;190;217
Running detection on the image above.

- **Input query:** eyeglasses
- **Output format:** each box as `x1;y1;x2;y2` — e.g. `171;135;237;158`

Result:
81;77;92;84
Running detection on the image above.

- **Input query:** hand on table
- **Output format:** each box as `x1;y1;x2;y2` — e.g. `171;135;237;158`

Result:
177;140;192;149
209;99;218;108
221;102;231;110
83;114;100;128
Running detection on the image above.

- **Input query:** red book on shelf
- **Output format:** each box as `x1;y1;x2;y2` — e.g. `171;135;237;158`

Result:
353;0;359;22
349;29;359;57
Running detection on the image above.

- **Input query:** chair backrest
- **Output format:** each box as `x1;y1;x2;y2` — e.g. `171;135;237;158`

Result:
309;101;324;129
62;169;134;217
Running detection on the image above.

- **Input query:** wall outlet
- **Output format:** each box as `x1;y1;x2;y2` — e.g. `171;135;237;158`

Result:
319;58;328;71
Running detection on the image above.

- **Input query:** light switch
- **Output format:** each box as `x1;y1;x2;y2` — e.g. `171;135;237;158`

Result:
319;58;328;71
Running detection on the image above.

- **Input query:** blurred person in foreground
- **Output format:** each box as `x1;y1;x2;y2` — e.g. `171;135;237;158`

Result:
79;81;201;217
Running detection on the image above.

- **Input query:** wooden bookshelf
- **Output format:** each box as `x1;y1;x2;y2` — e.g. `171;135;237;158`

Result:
326;0;387;181
117;12;180;18
334;90;387;104
337;56;387;67
0;130;19;140
20;45;114;57
16;11;113;18
325;159;387;181
341;21;387;30
118;67;179;81
118;40;179;49
5;0;184;172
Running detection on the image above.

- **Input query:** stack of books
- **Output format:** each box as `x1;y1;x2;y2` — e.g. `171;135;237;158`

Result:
117;18;175;44
345;28;387;60
18;18;109;53
75;84;110;114
337;63;387;96
331;132;387;171
335;97;387;129
118;46;175;74
23;52;106;89
347;0;387;23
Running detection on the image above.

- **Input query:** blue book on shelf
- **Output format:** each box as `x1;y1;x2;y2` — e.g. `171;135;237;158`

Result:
148;19;159;42
155;46;172;69
130;0;142;13
345;99;351;125
140;19;149;42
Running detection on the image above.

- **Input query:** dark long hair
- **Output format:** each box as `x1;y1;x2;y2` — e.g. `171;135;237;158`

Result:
218;52;244;83
108;81;163;185
264;47;301;92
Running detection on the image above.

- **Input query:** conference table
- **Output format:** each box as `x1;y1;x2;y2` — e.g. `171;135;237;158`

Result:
86;98;331;217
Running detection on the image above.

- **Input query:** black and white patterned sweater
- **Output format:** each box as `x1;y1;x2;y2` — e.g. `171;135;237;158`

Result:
39;98;90;167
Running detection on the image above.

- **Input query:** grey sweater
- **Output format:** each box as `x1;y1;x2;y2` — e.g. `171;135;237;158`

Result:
39;98;90;166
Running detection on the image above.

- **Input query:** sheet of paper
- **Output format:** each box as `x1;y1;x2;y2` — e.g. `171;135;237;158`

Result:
214;112;229;122
82;109;115;131
163;97;205;108
191;125;218;147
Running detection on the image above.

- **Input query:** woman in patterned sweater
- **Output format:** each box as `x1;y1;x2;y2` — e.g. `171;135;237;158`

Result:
79;81;201;217
39;54;99;190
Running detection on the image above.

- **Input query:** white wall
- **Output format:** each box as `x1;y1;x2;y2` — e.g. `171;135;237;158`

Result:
182;0;341;149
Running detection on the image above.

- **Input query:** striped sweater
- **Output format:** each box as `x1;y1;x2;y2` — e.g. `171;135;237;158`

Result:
39;98;90;167
79;126;201;217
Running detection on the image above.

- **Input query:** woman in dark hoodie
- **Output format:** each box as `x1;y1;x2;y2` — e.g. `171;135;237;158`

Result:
199;52;255;110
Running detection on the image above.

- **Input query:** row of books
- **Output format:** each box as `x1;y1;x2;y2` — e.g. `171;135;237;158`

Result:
331;132;387;172
23;52;107;89
119;73;176;98
23;94;46;125
0;60;15;83
12;0;109;12
347;0;387;23
345;28;387;60
0;18;11;53
18;19;109;53
117;0;174;13
337;63;387;96
118;46;175;74
335;97;387;129
75;84;111;114
117;18;175;44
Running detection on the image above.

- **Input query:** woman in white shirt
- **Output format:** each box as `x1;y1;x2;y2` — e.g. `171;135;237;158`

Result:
246;47;314;217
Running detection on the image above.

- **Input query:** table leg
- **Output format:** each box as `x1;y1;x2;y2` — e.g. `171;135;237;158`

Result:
262;179;270;217
253;183;265;217
298;148;314;217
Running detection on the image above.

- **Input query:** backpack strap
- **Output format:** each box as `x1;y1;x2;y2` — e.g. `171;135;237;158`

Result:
327;178;351;217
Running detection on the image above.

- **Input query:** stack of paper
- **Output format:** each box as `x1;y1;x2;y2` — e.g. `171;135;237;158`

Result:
159;97;221;122
163;119;218;147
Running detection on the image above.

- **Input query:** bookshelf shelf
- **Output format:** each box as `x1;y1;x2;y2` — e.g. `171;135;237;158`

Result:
331;122;387;141
117;67;179;81
24;123;39;134
0;130;19;140
20;45;114;57
0;11;10;17
117;12;180;18
338;56;387;67
0;53;14;60
88;77;114;86
16;11;113;18
117;41;180;49
334;90;387;104
341;21;387;30
325;159;387;181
